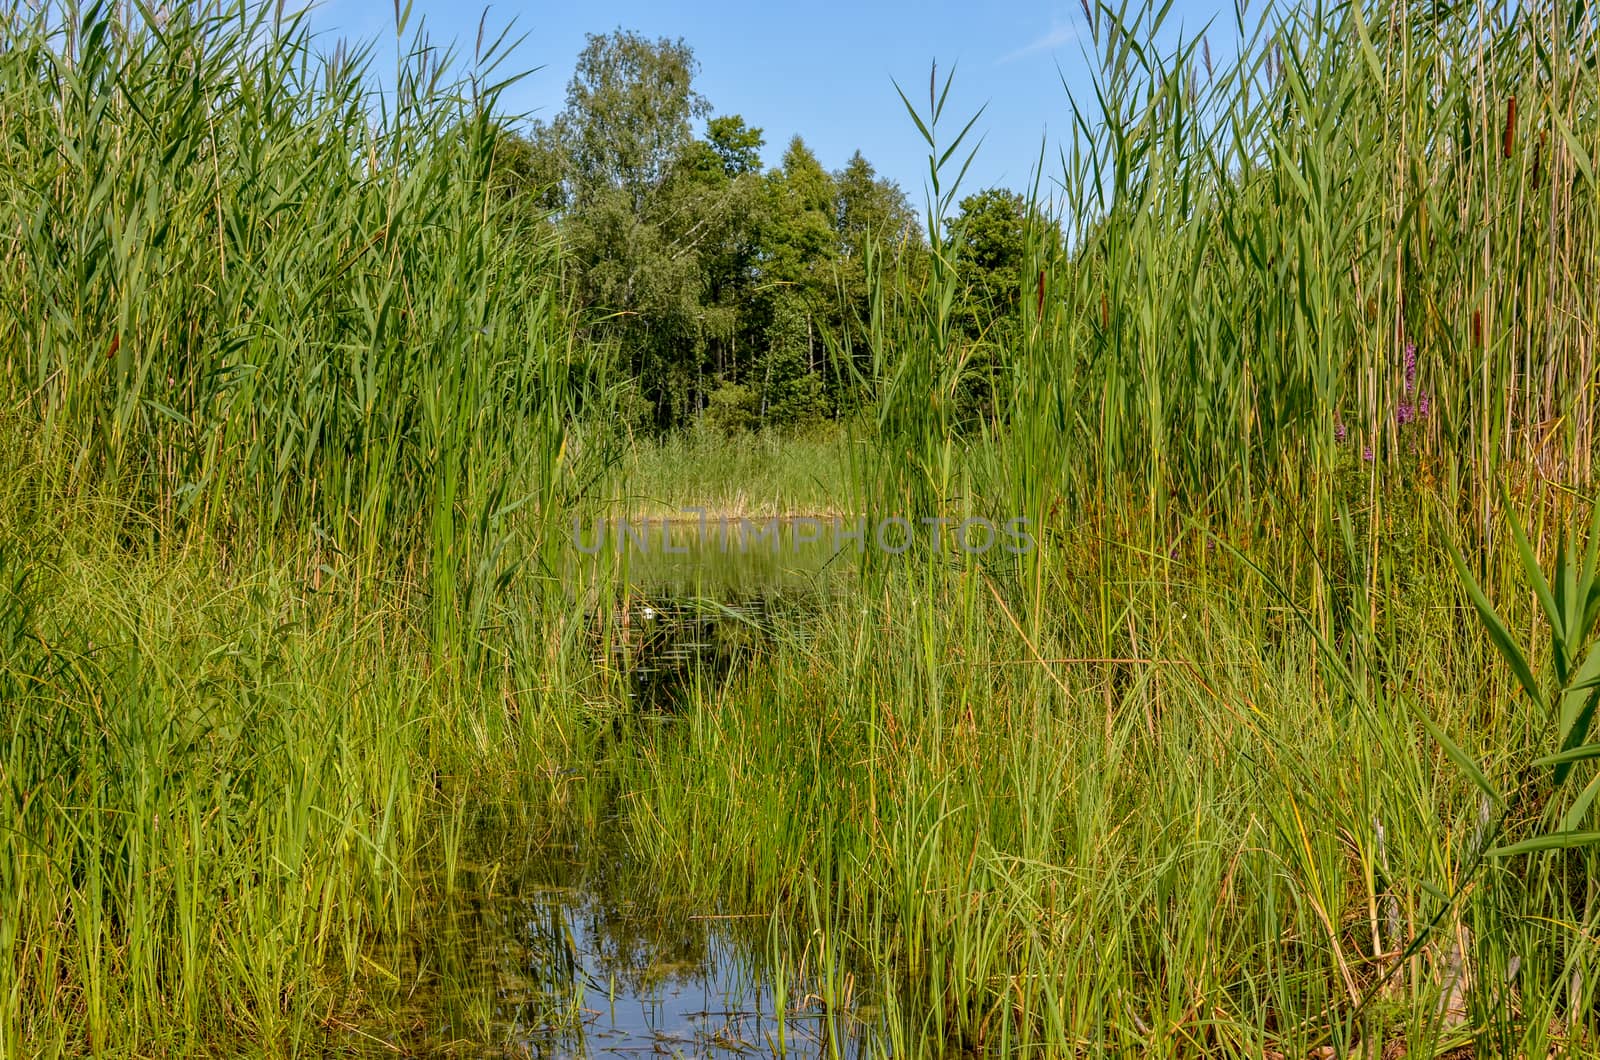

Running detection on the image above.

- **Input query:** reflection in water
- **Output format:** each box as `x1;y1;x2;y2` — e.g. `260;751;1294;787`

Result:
342;522;879;1056
350;841;878;1058
575;517;848;713
573;516;848;592
593;590;820;713
573;517;849;597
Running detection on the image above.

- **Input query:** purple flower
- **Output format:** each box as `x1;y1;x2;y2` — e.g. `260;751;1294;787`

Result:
1397;403;1414;426
1418;392;1430;418
1335;420;1347;443
1403;342;1418;394
1363;445;1374;462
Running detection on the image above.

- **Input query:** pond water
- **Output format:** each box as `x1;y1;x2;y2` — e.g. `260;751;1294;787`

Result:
571;516;853;712
569;513;854;594
343;518;893;1057
352;840;883;1059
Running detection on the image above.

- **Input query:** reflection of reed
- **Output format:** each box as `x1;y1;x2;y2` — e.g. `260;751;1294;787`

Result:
586;587;827;712
357;877;588;1057
356;834;876;1058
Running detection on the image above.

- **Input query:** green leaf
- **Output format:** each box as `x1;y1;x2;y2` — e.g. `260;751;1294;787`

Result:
1411;702;1502;810
1559;771;1600;833
1489;832;1600;857
1533;742;1600;769
1417;878;1451;906
1553;111;1596;189
1443;528;1546;713
1554;689;1600;788
891;80;934;149
1582;494;1600;636
1502;481;1565;670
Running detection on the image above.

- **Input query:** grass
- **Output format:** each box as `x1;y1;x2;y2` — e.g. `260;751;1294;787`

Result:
605;423;852;520
2;0;1599;1056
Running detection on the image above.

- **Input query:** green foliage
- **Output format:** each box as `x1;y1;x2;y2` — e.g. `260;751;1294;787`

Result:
0;0;601;663
754;292;829;428
557;28;709;209
520;33;923;432
7;0;1600;1056
947;188;1028;329
705;114;765;177
1444;489;1600;834
700;381;759;436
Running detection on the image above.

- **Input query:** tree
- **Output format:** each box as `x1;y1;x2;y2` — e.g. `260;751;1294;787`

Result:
947;188;1028;334
502;31;930;433
764;137;837;286
756;291;827;428
735;138;838;425
939;189;1062;427
558;29;709;211
834;151;918;260
831;152;922;397
706;115;764;177
488;123;567;219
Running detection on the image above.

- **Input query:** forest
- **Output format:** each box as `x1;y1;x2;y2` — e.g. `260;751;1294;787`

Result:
496;28;1036;432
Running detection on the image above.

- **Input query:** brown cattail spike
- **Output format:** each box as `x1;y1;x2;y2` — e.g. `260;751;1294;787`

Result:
1503;96;1516;159
1473;310;1483;348
1100;292;1109;330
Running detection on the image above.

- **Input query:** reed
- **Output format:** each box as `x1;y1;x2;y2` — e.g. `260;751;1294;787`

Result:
3;0;1599;1055
0;2;605;1053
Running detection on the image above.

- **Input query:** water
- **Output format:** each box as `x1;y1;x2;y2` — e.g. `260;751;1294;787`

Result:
571;514;853;595
341;519;883;1057
574;516;851;712
351;844;880;1058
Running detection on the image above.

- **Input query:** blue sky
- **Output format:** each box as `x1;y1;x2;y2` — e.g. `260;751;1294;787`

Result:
305;0;1248;208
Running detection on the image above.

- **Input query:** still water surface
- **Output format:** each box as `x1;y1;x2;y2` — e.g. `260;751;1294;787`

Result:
358;846;879;1058
350;521;883;1057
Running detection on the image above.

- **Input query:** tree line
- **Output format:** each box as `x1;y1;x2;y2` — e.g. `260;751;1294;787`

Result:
492;29;1037;434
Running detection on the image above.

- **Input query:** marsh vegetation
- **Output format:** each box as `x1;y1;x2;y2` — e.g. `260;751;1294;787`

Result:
2;0;1599;1056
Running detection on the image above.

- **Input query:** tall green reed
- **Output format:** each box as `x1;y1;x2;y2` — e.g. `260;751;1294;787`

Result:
0;3;605;1054
804;0;1600;1051
0;0;599;659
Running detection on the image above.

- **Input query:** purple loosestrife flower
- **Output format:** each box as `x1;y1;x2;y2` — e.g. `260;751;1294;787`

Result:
1404;342;1418;394
1363;445;1374;462
1419;392;1430;418
1397;403;1414;426
1335;420;1347;443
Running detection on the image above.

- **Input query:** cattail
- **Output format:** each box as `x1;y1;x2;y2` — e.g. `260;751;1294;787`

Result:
1100;292;1109;330
1473;309;1483;348
105;334;119;361
1035;270;1046;318
1503;96;1516;159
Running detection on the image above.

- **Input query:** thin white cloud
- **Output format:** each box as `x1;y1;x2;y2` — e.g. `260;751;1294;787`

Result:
1000;20;1080;63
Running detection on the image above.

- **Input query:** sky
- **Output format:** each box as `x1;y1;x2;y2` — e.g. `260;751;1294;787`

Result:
304;0;1250;210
